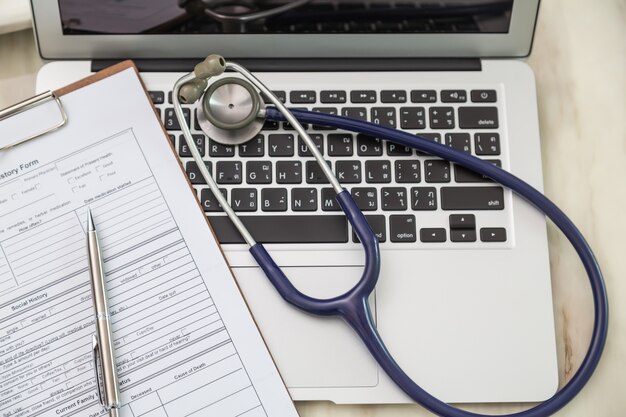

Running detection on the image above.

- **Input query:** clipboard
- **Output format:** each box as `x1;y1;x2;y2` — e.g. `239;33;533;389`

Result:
0;61;299;417
0;61;145;151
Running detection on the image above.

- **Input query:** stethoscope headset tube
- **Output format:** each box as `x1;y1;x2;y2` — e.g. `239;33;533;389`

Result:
172;55;608;417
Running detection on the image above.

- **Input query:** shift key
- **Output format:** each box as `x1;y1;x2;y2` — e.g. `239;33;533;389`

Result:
441;186;504;210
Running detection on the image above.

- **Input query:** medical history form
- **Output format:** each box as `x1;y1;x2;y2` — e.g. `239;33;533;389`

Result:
0;63;298;417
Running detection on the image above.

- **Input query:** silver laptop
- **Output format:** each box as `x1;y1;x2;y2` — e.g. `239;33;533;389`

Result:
32;0;557;405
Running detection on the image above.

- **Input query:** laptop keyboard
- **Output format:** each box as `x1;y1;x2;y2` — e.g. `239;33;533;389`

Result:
150;84;512;248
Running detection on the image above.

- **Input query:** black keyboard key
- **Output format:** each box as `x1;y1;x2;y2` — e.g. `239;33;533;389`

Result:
395;160;420;183
194;109;201;130
357;135;383;156
269;134;295;156
449;214;476;229
282;107;309;131
263;120;280;130
231;188;257;212
454;159;501;183
382;187;408;211
441;186;505;210
451;229;477;242
418;132;443;144
328;134;354;156
474;133;501;155
216;161;242;184
306;160;331;184
445;133;471;153
336;160;361;184
207;215;348;244
365;160;392;183
351;90;376;103
387;142;412;156
425;160;451;183
168;134;175;146
371;107;397;128
290;91;316;104
321;188;341;211
209;139;235;157
298;134;324;156
321;90;347;104
283;122;310;132
342;107;367;121
246;161;272;184
420;228;446;243
168;91;173;104
261;188;288;211
411;90;437;103
262;90;287;104
429;107;455;129
351;188;378;211
201;188;226;212
353;215;386;243
148;91;164;104
441;90;467;103
471;90;497;103
292;188;318;211
411;187;437;210
165;108;190;131
312;107;338;116
276;161;302;184
273;91;287;103
179;134;206;157
311;107;338;130
400;107;426;129
458;107;499;129
480;228;507;242
186;161;211;185
381;90;407;103
390;215;417;242
239;135;264;157
415;133;442;156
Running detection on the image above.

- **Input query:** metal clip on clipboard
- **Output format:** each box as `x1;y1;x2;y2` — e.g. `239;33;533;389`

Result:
0;91;68;151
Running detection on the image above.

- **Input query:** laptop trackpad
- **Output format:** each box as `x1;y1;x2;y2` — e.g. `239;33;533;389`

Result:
232;266;378;389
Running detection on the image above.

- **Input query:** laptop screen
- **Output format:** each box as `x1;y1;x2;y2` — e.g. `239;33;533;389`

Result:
57;0;514;35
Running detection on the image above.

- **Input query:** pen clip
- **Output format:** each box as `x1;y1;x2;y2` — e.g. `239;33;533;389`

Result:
92;334;107;407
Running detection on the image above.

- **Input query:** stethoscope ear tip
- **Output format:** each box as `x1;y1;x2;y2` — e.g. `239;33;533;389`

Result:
178;78;208;104
194;54;227;80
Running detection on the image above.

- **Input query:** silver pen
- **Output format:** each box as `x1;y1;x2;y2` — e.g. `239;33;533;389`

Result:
87;209;120;417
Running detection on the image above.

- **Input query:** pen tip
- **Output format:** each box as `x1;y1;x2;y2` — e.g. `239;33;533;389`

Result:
87;208;95;231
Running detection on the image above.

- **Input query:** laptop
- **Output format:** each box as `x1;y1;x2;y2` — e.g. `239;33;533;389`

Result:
32;0;557;405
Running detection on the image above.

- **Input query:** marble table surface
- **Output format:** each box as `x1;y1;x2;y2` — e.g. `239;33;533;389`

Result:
0;1;624;416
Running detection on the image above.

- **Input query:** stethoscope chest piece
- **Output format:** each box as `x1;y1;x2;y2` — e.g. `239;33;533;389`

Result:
196;77;265;145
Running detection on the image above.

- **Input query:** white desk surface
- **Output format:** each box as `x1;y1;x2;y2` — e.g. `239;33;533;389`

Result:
0;1;624;415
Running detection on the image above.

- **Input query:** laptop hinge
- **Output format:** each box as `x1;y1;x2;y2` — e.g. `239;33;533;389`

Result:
91;58;481;73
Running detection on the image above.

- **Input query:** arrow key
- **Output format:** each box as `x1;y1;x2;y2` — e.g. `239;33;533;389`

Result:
480;228;507;242
449;214;475;229
451;229;477;242
420;228;446;243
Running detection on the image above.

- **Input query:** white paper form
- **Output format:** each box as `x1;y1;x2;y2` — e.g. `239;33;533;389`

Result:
0;67;299;417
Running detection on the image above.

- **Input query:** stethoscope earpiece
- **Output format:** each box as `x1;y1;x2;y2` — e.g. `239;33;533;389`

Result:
178;78;208;104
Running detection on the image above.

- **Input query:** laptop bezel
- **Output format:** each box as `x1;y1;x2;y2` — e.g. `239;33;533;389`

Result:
31;0;539;60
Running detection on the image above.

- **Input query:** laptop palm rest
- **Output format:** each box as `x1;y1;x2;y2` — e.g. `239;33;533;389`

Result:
233;266;378;389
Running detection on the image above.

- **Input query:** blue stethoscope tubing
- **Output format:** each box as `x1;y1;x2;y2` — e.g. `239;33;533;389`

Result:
248;107;608;417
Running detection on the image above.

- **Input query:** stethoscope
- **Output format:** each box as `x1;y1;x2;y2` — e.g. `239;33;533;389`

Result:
172;55;609;417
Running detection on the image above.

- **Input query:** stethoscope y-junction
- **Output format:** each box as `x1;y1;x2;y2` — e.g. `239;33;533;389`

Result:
172;55;609;417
